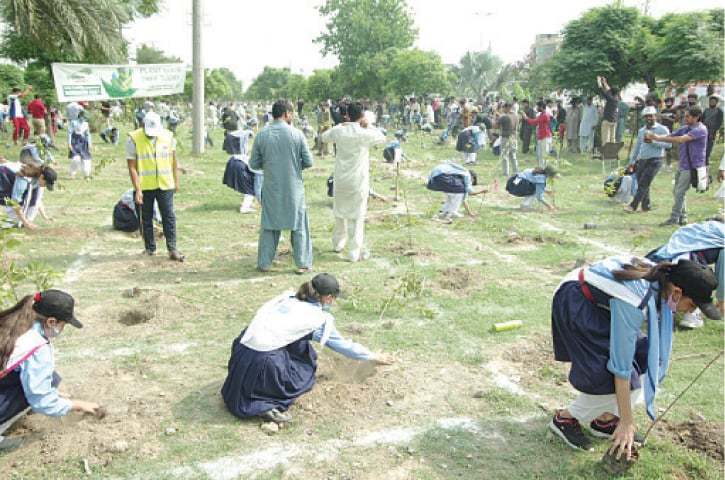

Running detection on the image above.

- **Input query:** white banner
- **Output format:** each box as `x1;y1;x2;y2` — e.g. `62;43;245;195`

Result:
51;63;186;102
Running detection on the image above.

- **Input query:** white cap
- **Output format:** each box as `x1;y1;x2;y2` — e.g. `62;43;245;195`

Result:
642;106;657;116
143;111;163;137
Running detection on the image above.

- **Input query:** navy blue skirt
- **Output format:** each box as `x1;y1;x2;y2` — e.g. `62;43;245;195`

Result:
68;133;91;160
221;329;317;419
222;158;255;195
552;281;647;395
0;370;61;423
427;174;466;194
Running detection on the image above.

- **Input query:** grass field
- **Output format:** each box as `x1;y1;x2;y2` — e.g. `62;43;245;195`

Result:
1;119;723;480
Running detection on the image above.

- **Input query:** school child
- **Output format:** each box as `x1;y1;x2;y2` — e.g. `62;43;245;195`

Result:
0;290;102;450
68;112;92;179
646;219;724;328
221;274;393;423
222;121;261;213
0;147;57;229
549;257;718;459
505;166;557;211
456;124;485;165
427;162;487;222
112;189;161;233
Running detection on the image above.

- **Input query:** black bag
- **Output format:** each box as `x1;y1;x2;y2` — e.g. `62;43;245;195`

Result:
113;202;139;232
383;145;396;163
327;175;334;197
506;175;536;197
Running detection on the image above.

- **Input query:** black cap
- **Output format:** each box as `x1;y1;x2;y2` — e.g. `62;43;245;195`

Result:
668;260;721;320
41;166;57;191
311;273;340;297
32;289;83;328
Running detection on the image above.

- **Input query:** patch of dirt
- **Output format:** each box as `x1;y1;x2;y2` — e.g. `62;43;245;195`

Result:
119;308;154;326
388;241;435;259
658;420;724;461
436;266;477;292
117;290;193;327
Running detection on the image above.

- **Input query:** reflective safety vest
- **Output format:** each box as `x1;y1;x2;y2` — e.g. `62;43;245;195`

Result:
129;129;175;191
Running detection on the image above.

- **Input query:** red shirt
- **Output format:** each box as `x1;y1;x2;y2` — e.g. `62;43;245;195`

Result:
525;112;552;140
27;99;46;119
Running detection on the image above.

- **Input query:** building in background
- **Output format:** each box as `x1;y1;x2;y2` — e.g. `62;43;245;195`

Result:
532;34;562;65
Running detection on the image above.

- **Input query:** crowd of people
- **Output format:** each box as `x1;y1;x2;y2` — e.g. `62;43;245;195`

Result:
0;77;722;467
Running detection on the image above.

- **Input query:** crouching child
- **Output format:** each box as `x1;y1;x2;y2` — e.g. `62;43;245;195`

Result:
427;162;487;222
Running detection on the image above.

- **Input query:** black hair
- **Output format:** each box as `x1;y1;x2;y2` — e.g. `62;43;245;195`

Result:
272;99;291;119
348;102;363;122
536;101;546;110
11;87;20;93
468;170;478;186
687;106;703;122
295;281;319;302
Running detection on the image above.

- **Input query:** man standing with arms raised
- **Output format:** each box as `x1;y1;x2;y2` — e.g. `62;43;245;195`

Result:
250;100;314;274
321;102;385;262
126;111;184;262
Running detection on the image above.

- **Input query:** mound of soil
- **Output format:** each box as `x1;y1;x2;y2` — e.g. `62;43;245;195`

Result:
119;308;153;326
437;267;474;292
659;420;724;461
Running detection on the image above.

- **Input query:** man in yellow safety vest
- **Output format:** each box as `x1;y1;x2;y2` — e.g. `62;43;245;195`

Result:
126;111;184;262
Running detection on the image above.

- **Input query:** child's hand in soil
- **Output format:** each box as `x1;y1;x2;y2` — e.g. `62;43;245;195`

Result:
372;352;395;365
72;400;102;416
608;420;636;460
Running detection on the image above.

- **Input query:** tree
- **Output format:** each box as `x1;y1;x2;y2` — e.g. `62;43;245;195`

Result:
650;9;724;85
245;67;301;100
383;49;451;98
305;69;342;103
315;0;417;68
550;6;644;93
135;44;181;64
451;49;503;100
0;64;24;95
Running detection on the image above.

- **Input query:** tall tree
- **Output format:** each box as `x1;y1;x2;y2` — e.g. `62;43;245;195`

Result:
245;67;300;100
549;5;643;93
135;44;181;64
383;49;451;98
315;0;417;67
305;69;342;103
452;49;503;100
649;9;724;85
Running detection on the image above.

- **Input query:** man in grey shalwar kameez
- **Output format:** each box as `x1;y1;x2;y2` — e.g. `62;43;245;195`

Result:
566;100;581;154
250;100;314;273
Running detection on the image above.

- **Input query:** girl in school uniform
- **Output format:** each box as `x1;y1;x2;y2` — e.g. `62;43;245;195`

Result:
506;165;557;211
221;274;393;423
221;120;262;214
550;256;718;459
0;290;102;451
427;162;487;222
68;111;92;179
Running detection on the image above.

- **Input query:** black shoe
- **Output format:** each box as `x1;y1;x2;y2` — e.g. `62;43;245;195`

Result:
590;417;646;445
144;249;156;256
169;250;185;262
549;414;593;451
260;408;292;424
659;218;678;227
678;218;688;226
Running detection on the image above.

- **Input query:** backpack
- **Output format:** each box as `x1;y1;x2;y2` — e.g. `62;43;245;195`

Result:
506;175;536;197
383;145;398;163
113;201;139;232
603;168;625;198
456;129;474;153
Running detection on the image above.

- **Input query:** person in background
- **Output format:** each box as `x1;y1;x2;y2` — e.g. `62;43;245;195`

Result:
8;86;32;146
658;97;678;169
497;102;518;176
0;290;103;451
427;162;487;223
316;102;332;157
519;99;535;154
624;106;670;213
703;95;723;167
579;97;599;154
597;76;619;145
0;146;56;229
250;100;313;274
321;102;385;262
26;94;47;136
615;98;630;144
646;107;708;227
65;100;84;123
126;111;184;262
522;101;553;168
566;98;581;154
221;274;393;424
68;111;93;180
222;120;260;214
549;257;718;456
556;100;567;151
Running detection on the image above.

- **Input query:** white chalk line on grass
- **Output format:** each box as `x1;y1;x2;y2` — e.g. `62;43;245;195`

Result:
134;416;498;480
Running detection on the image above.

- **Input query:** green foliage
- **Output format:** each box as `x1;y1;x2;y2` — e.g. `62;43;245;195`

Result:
135;43;181;64
245;67;304;100
315;0;417;67
550;5;643;93
451;49;504;99
0;219;59;308
0;63;25;96
382;48;452;98
305;69;342;103
650;9;724;84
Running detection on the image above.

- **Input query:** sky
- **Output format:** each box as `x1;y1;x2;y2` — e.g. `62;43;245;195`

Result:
126;0;723;88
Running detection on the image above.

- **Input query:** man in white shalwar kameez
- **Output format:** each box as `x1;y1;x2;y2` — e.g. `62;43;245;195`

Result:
321;103;385;262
